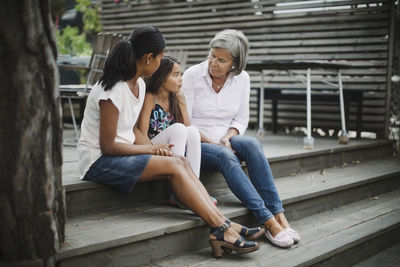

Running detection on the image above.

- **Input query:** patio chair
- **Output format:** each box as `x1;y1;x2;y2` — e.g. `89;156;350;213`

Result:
59;32;123;146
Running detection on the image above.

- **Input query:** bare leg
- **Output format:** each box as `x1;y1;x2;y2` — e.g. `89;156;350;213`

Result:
180;156;257;235
275;212;300;243
139;155;242;244
264;217;285;237
275;213;290;229
179;157;223;214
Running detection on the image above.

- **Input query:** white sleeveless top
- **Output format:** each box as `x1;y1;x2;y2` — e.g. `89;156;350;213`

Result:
77;79;146;177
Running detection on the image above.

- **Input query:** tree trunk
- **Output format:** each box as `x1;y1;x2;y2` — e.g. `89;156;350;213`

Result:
0;0;65;266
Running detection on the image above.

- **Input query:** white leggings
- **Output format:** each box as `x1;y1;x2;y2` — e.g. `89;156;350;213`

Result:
151;123;201;177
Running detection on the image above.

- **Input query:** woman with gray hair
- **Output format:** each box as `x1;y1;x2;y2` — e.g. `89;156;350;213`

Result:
182;29;300;248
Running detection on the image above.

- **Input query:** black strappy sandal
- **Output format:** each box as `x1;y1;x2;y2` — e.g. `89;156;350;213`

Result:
225;219;265;241
209;222;259;258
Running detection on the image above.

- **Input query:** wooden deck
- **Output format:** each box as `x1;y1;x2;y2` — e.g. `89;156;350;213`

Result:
62;127;388;184
58;127;400;266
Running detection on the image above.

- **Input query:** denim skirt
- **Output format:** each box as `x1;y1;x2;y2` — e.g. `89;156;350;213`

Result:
83;154;152;194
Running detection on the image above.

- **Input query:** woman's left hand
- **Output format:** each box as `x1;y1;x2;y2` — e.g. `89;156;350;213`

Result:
220;137;235;153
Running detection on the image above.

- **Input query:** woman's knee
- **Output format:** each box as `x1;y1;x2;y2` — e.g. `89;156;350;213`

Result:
248;137;263;150
215;146;240;166
168;156;188;173
232;136;263;151
168;157;195;183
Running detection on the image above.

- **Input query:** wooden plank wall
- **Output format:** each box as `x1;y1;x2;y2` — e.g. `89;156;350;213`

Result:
100;0;391;137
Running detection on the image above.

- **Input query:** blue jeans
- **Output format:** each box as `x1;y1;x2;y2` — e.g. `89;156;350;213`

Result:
201;135;284;224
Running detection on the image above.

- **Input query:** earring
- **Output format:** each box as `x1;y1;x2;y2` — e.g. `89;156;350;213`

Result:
146;61;149;65
231;66;234;69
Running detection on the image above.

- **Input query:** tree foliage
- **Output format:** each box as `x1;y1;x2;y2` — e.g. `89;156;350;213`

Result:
75;0;101;34
56;0;101;56
56;26;92;56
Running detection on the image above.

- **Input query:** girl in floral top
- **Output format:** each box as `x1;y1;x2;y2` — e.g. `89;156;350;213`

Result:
138;56;201;176
138;56;217;207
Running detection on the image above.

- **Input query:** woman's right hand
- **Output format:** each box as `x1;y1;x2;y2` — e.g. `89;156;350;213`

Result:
152;144;174;157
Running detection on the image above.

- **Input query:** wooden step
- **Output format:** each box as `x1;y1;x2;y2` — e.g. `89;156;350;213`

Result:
56;156;400;266
151;189;400;267
62;134;394;216
353;242;400;267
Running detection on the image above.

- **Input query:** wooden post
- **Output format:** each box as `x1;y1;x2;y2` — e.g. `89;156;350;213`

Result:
385;0;396;139
303;68;314;149
257;71;265;136
0;0;65;266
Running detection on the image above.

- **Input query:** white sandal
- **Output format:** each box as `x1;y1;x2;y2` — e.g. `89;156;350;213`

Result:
265;230;294;248
285;227;300;243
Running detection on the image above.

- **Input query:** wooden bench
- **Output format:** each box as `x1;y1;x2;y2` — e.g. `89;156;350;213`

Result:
260;88;363;137
247;60;363;143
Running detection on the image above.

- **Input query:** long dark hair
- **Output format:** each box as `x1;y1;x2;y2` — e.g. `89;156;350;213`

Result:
146;56;184;123
99;26;165;90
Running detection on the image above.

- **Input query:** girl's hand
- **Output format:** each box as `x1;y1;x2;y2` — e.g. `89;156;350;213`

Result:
152;144;174;157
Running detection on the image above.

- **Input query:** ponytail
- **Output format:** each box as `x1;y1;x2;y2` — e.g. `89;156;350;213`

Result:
99;40;136;90
99;26;165;91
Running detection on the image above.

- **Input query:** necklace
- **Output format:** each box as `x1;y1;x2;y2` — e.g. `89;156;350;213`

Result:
212;77;227;90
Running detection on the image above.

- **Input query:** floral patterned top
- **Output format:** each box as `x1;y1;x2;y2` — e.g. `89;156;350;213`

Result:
148;102;175;139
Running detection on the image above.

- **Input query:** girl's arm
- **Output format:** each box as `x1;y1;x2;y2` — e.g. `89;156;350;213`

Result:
137;93;155;144
99;99;172;156
133;126;152;145
177;92;191;126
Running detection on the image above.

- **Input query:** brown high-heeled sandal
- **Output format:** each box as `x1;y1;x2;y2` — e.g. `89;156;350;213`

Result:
225;219;265;241
209;222;259;258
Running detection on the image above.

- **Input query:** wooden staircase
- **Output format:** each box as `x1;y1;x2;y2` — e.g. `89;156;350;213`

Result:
58;132;400;266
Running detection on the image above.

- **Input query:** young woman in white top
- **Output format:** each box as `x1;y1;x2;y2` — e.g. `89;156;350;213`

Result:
182;29;300;248
77;26;259;258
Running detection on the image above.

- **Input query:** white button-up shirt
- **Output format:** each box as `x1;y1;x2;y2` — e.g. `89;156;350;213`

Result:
182;60;250;142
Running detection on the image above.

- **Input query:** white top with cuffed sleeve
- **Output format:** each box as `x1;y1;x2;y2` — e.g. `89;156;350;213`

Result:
182;60;250;142
77;79;146;177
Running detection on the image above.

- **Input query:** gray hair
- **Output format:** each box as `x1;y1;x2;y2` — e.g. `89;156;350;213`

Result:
209;29;249;75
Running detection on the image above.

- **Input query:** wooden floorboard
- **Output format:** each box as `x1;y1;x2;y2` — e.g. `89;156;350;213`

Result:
58;156;400;259
61;128;389;180
151;189;400;267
